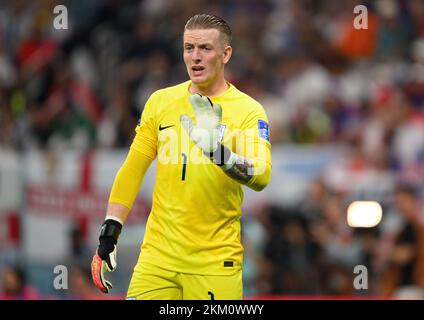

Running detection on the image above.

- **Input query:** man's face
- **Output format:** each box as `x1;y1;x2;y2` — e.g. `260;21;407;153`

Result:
183;28;230;88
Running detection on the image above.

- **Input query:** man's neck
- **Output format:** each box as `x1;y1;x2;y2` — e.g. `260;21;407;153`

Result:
190;79;229;97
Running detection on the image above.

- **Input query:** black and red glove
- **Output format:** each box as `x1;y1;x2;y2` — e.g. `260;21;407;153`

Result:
91;219;122;293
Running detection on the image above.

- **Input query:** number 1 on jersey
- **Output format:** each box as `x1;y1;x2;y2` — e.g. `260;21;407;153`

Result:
181;153;187;181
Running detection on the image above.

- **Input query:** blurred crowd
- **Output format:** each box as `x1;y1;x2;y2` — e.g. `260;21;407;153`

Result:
1;0;424;298
242;181;424;298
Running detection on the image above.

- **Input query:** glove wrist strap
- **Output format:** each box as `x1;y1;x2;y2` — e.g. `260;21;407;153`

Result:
206;143;238;171
221;151;238;171
100;219;122;244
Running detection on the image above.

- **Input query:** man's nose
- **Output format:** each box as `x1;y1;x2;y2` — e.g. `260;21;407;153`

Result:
192;47;201;61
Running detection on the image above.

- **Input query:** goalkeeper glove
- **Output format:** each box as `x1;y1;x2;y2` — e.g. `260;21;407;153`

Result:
181;93;222;153
91;218;122;294
181;93;238;169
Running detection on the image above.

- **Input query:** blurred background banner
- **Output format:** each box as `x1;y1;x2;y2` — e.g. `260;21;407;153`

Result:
1;0;424;300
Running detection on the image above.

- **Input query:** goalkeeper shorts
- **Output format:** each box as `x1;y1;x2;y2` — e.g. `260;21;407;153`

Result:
126;261;242;300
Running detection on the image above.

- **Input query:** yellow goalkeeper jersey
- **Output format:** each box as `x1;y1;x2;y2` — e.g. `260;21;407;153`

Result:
112;80;271;275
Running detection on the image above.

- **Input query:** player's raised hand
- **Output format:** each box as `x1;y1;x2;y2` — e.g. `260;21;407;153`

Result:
180;93;222;154
91;219;122;293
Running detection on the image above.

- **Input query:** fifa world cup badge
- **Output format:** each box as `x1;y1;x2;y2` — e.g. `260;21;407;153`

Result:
258;120;269;142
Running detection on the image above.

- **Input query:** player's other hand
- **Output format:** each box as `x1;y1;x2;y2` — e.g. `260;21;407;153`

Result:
91;219;122;294
181;93;222;153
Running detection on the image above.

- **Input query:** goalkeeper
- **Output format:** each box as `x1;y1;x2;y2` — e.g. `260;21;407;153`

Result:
91;13;272;300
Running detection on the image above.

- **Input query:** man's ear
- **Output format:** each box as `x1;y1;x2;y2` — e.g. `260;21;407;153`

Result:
223;46;232;64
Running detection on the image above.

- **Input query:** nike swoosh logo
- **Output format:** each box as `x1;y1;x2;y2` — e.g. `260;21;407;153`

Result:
159;124;174;131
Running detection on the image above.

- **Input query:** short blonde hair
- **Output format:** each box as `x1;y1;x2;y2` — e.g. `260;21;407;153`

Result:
184;14;232;46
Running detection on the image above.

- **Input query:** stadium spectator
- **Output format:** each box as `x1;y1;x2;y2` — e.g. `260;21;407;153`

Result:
379;184;424;297
0;265;40;300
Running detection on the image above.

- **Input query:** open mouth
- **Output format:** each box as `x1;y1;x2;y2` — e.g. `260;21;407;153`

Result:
192;66;205;75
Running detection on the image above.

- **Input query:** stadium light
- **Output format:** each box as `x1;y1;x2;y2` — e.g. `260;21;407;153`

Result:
347;201;383;228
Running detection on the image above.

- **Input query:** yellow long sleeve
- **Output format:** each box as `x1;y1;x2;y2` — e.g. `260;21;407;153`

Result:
108;147;153;209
